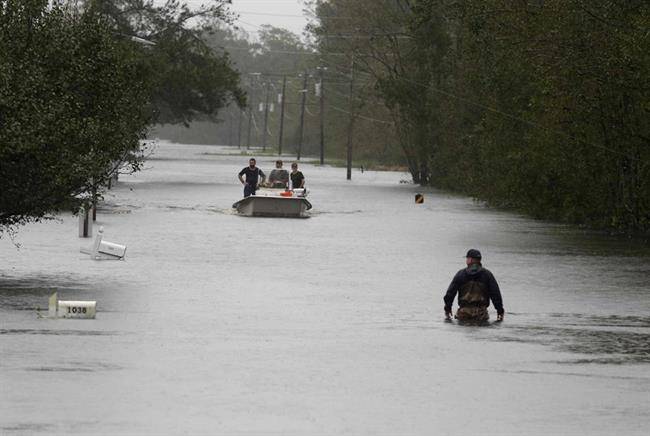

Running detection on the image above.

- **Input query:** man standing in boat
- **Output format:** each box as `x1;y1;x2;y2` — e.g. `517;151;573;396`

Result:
238;158;266;197
444;249;505;322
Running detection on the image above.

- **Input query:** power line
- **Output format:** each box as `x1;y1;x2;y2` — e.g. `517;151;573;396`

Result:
236;19;263;29
329;105;394;125
236;11;355;20
236;11;305;18
392;75;639;160
220;46;332;56
247;55;630;159
314;49;638;160
305;106;317;117
238;70;373;86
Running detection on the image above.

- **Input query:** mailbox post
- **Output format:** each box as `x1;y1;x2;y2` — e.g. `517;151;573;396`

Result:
78;206;93;238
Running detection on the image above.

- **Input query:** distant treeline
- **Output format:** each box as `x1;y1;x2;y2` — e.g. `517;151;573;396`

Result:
154;22;406;166
311;0;649;232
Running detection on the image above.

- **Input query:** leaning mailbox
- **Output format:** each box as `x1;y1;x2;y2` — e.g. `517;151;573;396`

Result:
97;239;127;259
80;226;126;260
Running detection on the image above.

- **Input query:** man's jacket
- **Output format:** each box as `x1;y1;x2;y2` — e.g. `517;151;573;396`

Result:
444;264;504;314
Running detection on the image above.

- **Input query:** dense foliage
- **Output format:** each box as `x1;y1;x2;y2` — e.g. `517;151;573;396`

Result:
0;0;150;228
309;0;650;232
0;0;243;231
90;0;244;125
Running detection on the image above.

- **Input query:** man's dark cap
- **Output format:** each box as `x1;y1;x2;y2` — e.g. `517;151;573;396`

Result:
465;249;482;259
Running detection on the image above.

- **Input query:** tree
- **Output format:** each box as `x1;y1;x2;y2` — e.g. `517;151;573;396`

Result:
309;0;650;232
310;0;451;182
88;0;245;125
444;0;650;231
0;0;248;233
0;0;150;229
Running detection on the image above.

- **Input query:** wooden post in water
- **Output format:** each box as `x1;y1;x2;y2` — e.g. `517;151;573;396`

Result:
278;75;286;156
262;80;270;152
237;108;243;149
78;206;92;238
346;58;356;180
318;66;326;165
246;94;253;150
297;71;308;160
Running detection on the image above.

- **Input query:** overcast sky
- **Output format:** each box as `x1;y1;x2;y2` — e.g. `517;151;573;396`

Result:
230;0;310;36
181;1;311;37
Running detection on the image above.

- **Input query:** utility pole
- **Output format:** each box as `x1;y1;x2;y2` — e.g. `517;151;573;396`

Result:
228;109;233;146
246;73;261;149
246;87;254;150
318;66;326;165
277;75;287;156
346;59;356;180
297;70;308;161
262;80;271;152
237;108;243;149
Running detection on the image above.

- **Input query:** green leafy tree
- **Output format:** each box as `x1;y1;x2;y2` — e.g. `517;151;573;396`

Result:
310;0;449;181
0;0;247;233
0;0;150;229
310;0;650;232
88;0;245;125
443;0;650;231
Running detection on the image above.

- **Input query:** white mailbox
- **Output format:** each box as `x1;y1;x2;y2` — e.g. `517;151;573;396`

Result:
98;240;127;258
80;226;126;260
46;292;96;319
57;300;97;319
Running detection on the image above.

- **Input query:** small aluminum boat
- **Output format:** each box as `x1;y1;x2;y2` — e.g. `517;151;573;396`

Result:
232;188;312;218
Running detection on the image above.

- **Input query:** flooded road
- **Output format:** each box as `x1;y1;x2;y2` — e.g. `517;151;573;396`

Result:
1;141;649;435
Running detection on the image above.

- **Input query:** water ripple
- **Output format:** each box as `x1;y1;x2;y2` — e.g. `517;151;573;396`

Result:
0;329;118;336
487;313;650;364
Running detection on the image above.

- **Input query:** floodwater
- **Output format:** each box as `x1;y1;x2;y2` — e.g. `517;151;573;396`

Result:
1;141;649;435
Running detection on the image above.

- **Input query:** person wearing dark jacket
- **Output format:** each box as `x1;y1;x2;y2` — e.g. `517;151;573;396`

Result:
444;249;504;322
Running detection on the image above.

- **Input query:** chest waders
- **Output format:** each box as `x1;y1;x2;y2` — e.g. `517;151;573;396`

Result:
456;280;489;321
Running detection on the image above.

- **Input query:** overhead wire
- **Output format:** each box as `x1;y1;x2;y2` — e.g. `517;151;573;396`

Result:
390;74;639;160
230;23;624;155
205;6;637;161
305;106;317;117
308;43;640;160
329;105;394;125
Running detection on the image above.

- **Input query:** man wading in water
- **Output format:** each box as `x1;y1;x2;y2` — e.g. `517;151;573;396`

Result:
444;249;505;322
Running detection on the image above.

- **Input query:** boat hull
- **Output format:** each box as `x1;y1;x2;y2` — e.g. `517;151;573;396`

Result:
232;196;312;218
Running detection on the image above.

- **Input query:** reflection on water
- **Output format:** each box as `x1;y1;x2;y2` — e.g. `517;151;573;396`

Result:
24;362;122;372
0;283;80;311
549;313;650;328
0;329;118;336
478;313;650;364
312;210;364;216
1;424;51;433
2;422;102;434
474;368;649;381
